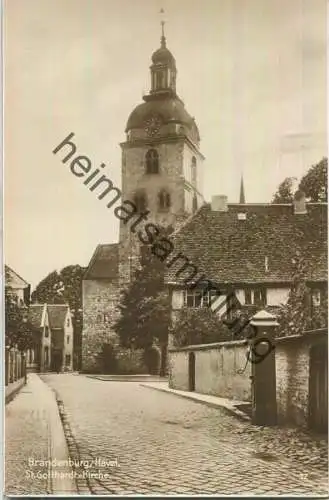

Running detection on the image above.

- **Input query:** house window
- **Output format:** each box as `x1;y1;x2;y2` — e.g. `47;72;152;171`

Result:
45;326;49;338
67;318;70;327
185;290;196;307
66;335;70;344
184;289;221;308
191;156;197;184
96;313;103;323
244;289;252;305
145;149;159;174
133;191;147;212
104;313;110;324
244;288;266;306
44;346;49;367
254;288;267;306
65;354;71;366
158;190;171;211
312;289;321;307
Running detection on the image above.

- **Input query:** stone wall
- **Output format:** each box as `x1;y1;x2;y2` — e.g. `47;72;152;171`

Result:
169;331;328;429
169;340;251;402
275;331;327;427
82;278;120;372
82;278;150;374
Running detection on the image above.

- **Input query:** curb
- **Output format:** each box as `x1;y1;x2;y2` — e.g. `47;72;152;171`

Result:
140;383;251;423
86;374;168;382
39;377;78;494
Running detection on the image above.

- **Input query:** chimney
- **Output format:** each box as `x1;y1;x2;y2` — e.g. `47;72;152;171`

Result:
211;195;228;212
293;190;307;214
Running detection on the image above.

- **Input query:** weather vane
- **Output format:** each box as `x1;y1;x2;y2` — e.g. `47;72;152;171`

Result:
160;8;165;37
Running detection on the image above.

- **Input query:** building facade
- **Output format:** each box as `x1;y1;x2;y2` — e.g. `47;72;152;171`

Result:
82;28;204;372
28;303;74;372
166;193;327;347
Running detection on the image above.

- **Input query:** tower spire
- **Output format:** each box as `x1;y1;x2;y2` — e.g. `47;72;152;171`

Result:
239;175;246;204
160;8;166;48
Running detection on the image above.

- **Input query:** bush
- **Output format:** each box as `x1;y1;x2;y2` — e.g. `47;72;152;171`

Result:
172;308;232;348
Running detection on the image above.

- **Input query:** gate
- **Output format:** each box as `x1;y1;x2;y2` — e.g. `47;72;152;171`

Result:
309;344;328;433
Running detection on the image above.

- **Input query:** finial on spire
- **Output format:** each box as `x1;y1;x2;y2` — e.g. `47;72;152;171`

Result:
239;175;246;204
160;8;166;47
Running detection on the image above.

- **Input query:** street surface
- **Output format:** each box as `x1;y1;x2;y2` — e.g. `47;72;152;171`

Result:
42;374;328;496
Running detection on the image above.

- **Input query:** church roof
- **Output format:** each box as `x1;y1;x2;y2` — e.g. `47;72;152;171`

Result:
165;203;327;285
152;45;175;65
125;96;199;138
84;243;119;280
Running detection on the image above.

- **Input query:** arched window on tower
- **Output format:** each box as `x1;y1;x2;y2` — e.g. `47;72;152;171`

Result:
158;189;171;211
191;156;197;184
146;149;159;174
133;191;147;212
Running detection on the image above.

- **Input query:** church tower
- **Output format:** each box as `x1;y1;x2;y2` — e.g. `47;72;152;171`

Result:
119;22;205;283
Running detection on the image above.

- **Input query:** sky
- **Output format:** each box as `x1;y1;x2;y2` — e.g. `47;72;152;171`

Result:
4;0;327;288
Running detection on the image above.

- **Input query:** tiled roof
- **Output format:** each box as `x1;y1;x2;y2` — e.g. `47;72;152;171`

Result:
47;304;69;329
165;203;327;285
84;244;119;280
29;304;45;328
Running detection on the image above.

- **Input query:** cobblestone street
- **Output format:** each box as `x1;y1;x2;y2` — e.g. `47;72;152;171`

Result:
40;374;328;496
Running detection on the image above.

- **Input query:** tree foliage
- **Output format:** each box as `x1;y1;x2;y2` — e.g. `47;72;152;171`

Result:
272;177;296;203
113;247;170;374
277;254;327;336
5;291;38;350
272;158;327;203
298;157;327;202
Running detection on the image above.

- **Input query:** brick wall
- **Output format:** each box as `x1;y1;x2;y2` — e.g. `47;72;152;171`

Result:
169;340;251;401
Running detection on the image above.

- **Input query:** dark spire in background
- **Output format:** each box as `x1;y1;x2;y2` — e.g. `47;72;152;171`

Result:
239;175;246;204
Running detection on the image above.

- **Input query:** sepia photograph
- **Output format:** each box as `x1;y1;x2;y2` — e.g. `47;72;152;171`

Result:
3;0;328;496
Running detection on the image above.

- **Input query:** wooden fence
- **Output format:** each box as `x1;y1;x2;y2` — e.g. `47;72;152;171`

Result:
5;346;27;386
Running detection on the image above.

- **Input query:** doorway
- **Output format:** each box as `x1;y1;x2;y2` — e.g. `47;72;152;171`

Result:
51;350;63;373
188;352;196;392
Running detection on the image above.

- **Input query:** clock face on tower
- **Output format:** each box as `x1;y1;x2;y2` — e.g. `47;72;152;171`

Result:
144;114;162;137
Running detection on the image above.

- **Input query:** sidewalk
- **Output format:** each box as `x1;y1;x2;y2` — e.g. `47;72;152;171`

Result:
140;382;251;422
5;373;77;496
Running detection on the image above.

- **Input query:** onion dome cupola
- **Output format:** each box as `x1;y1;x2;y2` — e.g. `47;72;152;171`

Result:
125;15;200;146
150;21;177;95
